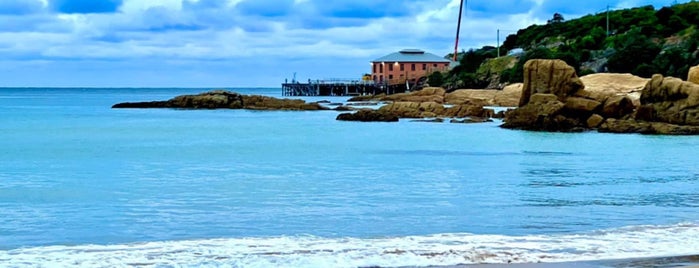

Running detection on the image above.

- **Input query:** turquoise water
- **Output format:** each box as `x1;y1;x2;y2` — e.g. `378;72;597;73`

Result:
1;88;699;267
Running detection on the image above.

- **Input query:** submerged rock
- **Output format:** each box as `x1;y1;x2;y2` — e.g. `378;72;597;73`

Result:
113;90;328;111
336;110;399;122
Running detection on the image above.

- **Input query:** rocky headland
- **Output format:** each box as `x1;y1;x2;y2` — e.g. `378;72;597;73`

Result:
501;59;699;135
113;90;328;111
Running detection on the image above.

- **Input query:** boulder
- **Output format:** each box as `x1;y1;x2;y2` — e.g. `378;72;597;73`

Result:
336;109;399;122
637;74;699;126
586;114;605;128
602;95;636;119
578;73;648;106
564;97;602;114
443;104;495;118
501;94;569;131
113;90;328;111
689;65;699;85
519;59;584;106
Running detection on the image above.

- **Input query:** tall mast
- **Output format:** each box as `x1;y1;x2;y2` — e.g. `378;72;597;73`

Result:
453;0;466;61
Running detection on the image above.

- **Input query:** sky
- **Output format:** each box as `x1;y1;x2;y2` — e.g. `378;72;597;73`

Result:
0;0;691;87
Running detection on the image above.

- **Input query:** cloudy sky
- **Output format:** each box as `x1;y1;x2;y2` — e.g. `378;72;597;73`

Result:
0;0;689;87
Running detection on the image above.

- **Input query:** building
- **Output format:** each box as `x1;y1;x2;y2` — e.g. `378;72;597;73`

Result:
371;49;452;85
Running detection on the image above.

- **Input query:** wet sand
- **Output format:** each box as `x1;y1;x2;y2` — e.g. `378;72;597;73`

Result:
439;255;699;268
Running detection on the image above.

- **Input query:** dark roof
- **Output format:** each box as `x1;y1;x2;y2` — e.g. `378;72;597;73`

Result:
372;49;451;63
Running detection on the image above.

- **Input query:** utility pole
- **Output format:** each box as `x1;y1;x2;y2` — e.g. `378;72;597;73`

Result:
497;29;500;58
453;0;465;61
606;5;610;36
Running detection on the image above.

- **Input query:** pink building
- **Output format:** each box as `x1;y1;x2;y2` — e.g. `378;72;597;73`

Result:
371;49;453;85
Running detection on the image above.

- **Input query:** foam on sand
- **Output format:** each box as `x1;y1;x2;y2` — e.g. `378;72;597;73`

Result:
2;222;699;267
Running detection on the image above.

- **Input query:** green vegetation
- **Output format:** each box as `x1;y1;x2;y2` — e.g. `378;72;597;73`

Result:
438;1;699;89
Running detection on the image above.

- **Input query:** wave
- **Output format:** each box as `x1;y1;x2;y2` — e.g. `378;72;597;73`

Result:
2;222;699;267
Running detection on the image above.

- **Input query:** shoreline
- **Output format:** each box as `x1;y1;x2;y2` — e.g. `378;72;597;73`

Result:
447;255;699;268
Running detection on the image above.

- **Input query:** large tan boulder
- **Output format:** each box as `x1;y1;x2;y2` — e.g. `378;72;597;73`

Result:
578;73;648;106
494;83;523;107
637;74;699;126
502;93;575;131
564;97;602;113
689;65;699;85
519;59;584;106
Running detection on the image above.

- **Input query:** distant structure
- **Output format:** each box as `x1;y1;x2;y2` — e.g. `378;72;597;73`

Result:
281;49;453;97
370;49;452;86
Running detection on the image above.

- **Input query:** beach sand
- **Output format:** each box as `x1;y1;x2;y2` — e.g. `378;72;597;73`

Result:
441;255;699;268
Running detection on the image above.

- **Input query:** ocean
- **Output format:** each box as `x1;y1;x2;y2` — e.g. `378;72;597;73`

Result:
1;87;699;267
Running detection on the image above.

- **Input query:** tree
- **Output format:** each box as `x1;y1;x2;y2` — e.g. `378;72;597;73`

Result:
548;13;565;24
607;28;661;76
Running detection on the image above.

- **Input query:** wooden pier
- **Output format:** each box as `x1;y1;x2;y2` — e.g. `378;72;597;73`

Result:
282;78;422;97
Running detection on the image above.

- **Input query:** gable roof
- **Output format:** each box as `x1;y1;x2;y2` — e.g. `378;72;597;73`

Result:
372;49;451;63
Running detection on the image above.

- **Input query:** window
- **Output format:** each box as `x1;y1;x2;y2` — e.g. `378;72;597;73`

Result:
400;64;404;71
373;64;376;73
433;64;438;67
444;63;449;67
422;64;426;70
373;75;377;81
380;64;383;73
388;64;393;72
379;75;384;82
411;64;416;71
389;74;393;80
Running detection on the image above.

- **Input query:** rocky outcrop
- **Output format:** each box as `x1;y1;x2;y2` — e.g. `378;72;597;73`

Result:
689;65;699;85
635;74;699;126
376;102;494;119
519;59;584;107
336;109;399;122
599;119;699;135
501;60;657;132
113;90;328;111
349;85;521;107
445;83;522;107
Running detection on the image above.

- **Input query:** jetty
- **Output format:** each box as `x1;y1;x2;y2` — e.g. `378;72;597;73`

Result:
282;79;415;96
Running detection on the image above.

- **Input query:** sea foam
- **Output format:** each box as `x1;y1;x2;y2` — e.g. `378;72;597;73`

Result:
2;222;699;268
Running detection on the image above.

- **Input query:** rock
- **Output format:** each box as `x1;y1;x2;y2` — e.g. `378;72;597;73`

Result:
378;102;445;118
113;90;328;111
445;83;521;107
689;65;699;85
637;74;699;126
579;73;648;106
586;114;605;128
494;83;524;107
333;106;354;111
450;117;493;123
443;105;494;118
598;119;653;134
599;118;699;135
411;118;445;123
493;110;507;119
564;97;602;114
602;95;636;119
336;110;399;122
381;87;446;103
347;94;386;102
519;59;584;106
501;94;568;131
445;90;496;106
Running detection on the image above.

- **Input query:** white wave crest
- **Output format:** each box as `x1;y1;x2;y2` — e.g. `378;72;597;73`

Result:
2;222;699;268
